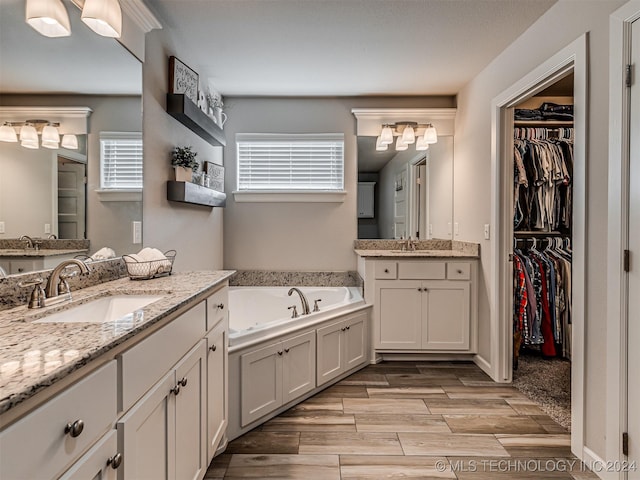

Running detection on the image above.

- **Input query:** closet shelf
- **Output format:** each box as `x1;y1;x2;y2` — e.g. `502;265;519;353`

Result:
514;120;573;127
167;181;226;207
514;231;570;236
166;94;226;147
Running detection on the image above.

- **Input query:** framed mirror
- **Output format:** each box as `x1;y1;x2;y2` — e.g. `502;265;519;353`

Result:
0;0;142;273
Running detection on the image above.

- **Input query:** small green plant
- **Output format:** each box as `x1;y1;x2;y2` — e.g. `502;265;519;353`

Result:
171;146;199;170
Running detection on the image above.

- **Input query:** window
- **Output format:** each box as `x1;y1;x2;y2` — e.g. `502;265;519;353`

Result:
235;133;345;202
99;132;143;191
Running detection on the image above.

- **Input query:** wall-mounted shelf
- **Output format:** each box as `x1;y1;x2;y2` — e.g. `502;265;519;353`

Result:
167;181;226;207
166;94;226;147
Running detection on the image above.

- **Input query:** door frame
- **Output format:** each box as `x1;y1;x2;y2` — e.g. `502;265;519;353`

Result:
490;35;588;458
608;2;640;477
407;152;428;240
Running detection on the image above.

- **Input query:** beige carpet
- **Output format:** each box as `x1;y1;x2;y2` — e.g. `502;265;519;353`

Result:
512;352;571;430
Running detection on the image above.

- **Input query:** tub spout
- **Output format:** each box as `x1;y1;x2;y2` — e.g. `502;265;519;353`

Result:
287;287;310;315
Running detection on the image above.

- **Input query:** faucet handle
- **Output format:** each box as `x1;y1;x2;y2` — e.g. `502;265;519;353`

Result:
313;299;322;312
288;305;299;318
19;278;45;309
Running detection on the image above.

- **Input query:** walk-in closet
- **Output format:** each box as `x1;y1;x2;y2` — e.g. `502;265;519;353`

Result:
511;74;574;430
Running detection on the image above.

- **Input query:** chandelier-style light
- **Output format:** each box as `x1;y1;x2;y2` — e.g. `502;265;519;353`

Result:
0;120;78;150
81;0;122;38
377;122;438;152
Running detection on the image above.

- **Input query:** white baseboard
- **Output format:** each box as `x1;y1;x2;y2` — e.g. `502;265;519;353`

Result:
582;446;623;480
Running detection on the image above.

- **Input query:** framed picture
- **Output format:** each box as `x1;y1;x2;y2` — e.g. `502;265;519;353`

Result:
169;56;199;104
205;161;225;192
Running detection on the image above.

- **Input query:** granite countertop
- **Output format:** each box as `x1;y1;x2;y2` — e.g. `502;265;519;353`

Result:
354;249;479;258
0;248;88;258
0;270;234;414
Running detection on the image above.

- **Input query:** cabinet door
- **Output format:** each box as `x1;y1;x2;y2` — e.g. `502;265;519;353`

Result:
316;320;345;387
375;281;422;349
59;430;119;480
206;320;227;461
357;182;375;218
344;312;368;370
282;330;316;404
117;370;176;480
174;341;207;480
422;282;470;350
240;341;282;426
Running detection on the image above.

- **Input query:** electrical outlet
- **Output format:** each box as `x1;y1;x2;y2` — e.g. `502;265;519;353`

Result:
132;221;142;244
428;224;433;235
455;222;459;236
44;223;51;234
0;221;4;234
447;222;452;235
484;224;490;240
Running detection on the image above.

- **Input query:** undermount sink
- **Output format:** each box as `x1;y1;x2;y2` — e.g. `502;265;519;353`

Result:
32;295;164;324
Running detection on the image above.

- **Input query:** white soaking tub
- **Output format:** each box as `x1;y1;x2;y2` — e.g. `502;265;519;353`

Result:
228;286;366;349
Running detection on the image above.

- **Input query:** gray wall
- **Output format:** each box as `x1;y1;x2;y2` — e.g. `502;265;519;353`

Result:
453;0;627;460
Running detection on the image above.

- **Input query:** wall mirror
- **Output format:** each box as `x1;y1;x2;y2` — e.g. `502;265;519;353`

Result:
0;0;142;273
353;109;456;240
357;135;454;239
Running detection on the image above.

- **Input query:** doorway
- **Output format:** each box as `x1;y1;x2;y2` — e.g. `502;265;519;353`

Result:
491;35;587;457
57;156;86;239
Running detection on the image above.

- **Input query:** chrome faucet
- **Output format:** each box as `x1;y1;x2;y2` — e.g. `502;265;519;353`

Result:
43;259;90;306
19;235;34;249
287;287;310;315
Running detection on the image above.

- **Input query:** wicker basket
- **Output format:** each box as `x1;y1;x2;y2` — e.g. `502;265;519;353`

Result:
122;250;176;280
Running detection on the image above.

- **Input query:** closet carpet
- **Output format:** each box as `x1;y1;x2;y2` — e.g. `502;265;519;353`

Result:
205;361;594;479
512;352;572;431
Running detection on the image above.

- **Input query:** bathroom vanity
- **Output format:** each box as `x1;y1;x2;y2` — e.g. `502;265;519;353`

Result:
356;240;479;356
0;270;233;480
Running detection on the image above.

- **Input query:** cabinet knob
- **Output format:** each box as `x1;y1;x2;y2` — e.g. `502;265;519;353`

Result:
18;268;24;273
107;453;123;469
178;377;188;387
384;268;389;273
216;303;225;310
284;348;290;353
170;385;180;396
277;351;283;356
346;325;350;330
341;327;346;331
64;419;84;438
210;344;217;352
457;269;463;274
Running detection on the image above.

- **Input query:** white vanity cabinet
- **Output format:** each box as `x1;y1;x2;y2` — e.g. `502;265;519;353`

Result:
59;430;120;480
206;314;228;459
240;330;316;426
316;311;369;386
0;361;118;480
362;258;478;353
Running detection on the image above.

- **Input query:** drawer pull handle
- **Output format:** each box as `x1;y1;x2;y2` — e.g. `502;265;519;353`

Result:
210;344;217;352
64;419;84;438
384;268;389;273
107;453;123;469
217;303;225;310
277;351;283;356
178;377;188;387
170;385;180;396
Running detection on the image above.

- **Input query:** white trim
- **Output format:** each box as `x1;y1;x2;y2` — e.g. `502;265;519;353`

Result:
232;191;347;203
608;2;640;477
473;354;492;377
351;108;456;137
95;189;143;202
121;0;163;32
490;35;588;459
0;107;92;135
583;446;619;480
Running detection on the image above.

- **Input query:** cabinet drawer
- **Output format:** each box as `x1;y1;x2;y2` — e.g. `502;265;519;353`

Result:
398;261;445;279
207;286;229;332
447;262;471;280
120;301;206;413
0;361;117;480
374;261;397;279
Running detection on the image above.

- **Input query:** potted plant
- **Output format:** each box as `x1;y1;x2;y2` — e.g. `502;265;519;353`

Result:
171;146;199;182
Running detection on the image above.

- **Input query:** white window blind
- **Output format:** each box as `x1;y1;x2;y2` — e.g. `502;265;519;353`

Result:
236;133;344;191
100;132;143;190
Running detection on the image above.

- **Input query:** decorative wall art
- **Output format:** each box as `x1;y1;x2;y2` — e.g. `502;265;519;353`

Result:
205;161;225;192
169;56;199;104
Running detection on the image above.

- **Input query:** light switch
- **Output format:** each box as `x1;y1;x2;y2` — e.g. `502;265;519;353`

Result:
484;224;490;240
44;223;51;234
133;221;142;244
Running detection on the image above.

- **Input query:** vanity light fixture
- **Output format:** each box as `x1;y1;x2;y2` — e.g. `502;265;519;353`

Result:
81;0;122;38
0;120;78;150
41;124;60;149
25;0;71;38
377;122;438;151
61;134;79;149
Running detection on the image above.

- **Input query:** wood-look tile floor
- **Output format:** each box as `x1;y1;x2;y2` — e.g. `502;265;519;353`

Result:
205;362;598;479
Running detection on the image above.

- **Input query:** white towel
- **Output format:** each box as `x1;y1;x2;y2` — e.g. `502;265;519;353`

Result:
90;247;116;261
125;248;172;277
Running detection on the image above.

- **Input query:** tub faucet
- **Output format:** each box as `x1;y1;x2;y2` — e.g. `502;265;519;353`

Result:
288;287;310;315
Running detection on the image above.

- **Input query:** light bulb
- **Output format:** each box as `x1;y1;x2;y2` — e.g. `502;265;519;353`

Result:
401;125;415;144
380;125;394;145
82;0;122;38
376;136;388;151
395;136;408;151
26;0;71;37
0;124;17;142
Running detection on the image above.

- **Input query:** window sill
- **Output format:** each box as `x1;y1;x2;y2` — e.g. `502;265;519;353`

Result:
232;190;347;203
95;189;142;202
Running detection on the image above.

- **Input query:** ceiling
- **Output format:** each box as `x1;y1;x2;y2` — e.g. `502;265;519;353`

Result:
150;0;557;97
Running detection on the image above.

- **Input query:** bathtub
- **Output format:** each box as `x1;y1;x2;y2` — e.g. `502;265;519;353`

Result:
228;286;367;349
